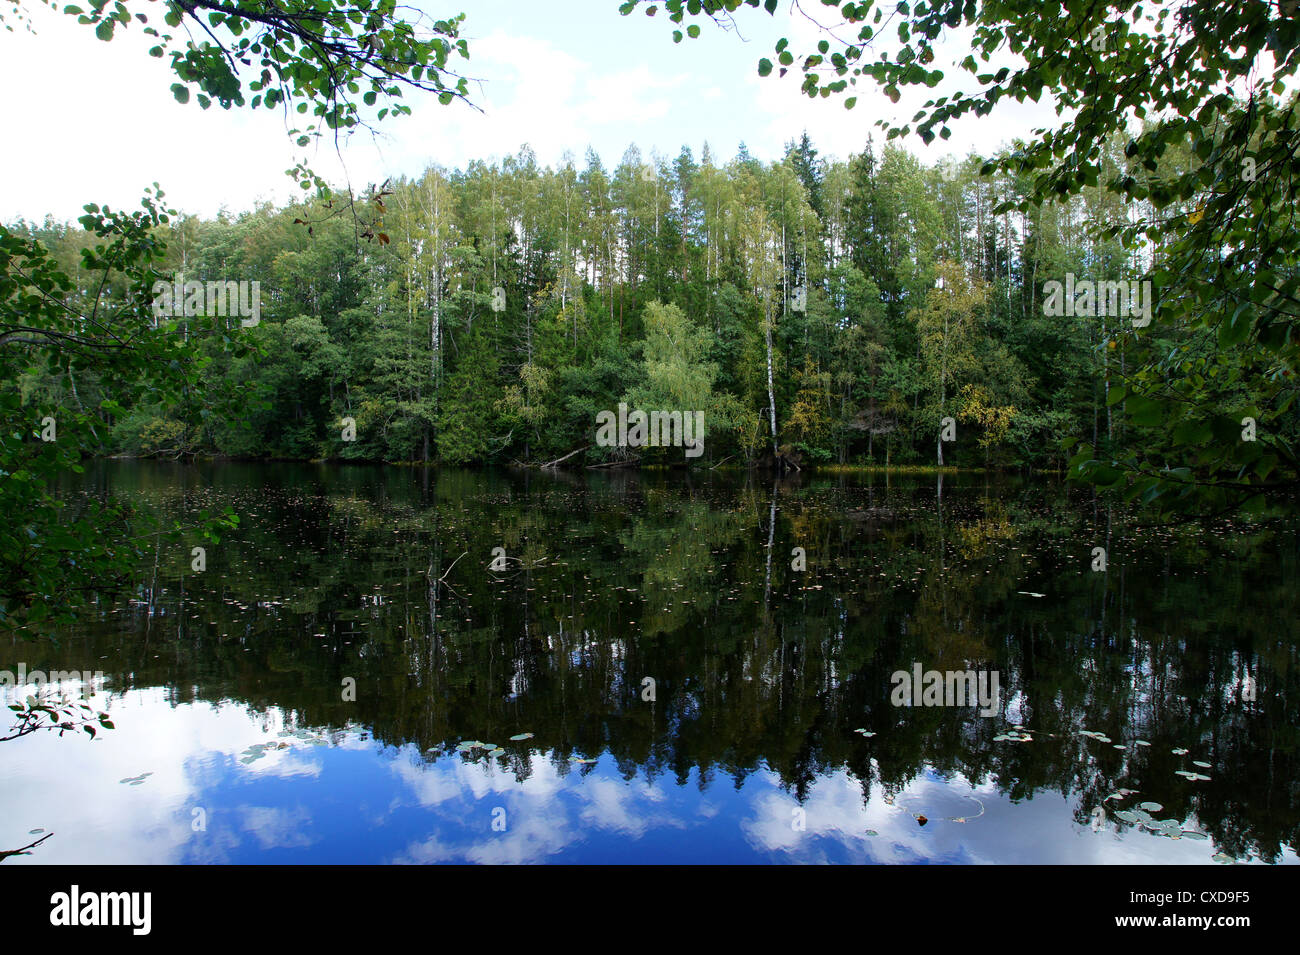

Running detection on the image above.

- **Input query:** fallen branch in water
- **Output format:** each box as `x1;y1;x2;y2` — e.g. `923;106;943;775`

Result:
540;445;590;469
586;456;640;469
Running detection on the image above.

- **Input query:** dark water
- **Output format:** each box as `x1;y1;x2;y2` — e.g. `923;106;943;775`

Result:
2;461;1297;864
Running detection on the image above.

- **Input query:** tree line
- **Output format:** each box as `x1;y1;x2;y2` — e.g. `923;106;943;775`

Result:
11;128;1257;472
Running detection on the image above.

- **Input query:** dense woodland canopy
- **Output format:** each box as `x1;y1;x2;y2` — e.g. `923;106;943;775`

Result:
8;129;1245;471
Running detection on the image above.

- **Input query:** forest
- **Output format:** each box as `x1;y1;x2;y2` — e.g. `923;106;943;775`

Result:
7;129;1241;472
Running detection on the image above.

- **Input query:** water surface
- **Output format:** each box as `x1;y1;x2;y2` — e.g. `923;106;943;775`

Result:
2;462;1296;864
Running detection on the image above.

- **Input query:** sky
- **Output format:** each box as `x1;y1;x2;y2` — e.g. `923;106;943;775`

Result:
0;0;1064;223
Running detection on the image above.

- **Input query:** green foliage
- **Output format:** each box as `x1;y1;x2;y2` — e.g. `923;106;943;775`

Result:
2;0;468;629
623;0;1300;506
1;191;238;629
14;130;1296;496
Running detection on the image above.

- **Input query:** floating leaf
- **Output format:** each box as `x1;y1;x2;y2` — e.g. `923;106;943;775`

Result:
1172;747;1189;755
509;733;534;741
1192;760;1211;768
1138;801;1163;812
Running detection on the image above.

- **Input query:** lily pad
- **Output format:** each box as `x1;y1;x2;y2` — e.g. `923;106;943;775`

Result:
1172;747;1189;755
1138;801;1163;812
1192;760;1211;768
509;733;534;741
1180;830;1209;840
1114;810;1138;823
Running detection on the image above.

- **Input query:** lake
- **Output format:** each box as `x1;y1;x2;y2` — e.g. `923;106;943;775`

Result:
2;461;1297;864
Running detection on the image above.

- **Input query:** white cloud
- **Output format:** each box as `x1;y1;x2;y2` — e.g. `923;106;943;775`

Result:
0;5;1100;221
